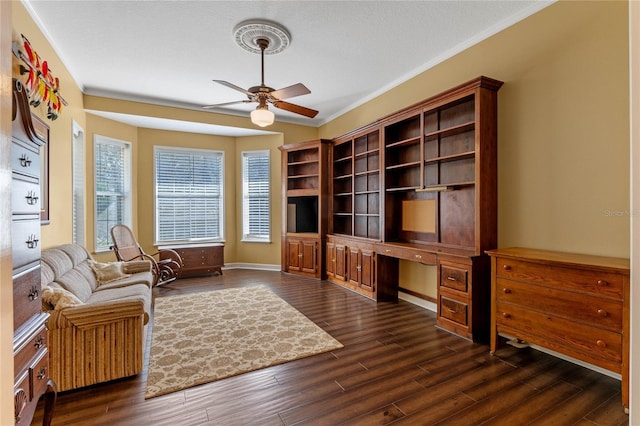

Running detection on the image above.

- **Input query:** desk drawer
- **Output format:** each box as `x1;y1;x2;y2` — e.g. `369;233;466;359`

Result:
440;264;468;293
439;296;468;327
376;244;436;264
495;258;623;299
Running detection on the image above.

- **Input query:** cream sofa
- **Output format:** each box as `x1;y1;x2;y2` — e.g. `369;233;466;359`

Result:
40;243;153;392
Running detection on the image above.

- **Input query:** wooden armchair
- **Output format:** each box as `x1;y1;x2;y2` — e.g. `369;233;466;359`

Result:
110;224;183;286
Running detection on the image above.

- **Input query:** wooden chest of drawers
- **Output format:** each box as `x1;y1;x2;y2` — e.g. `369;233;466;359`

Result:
161;244;224;278
487;247;629;410
12;79;55;426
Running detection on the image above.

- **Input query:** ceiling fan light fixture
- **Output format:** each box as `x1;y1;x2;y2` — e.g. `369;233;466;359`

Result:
250;105;275;127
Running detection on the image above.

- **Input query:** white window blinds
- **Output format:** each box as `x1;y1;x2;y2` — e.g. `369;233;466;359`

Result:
242;150;270;242
94;136;131;252
155;147;224;243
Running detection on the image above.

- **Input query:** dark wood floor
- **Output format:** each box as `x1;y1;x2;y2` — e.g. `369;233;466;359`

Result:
32;269;628;426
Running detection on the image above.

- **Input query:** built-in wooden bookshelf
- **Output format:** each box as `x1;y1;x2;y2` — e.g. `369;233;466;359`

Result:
331;76;502;341
279;140;331;279
331;127;381;240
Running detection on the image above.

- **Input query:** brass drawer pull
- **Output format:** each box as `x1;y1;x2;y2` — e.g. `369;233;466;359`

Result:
415;254;422;259
597;309;608;317
503;288;511;294
19;154;32;167
26;234;39;249
447;276;457;281
28;286;39;301
597;279;609;287
502;312;511;319
503;264;512;271
25;190;39;205
37;366;47;380
596;340;607;348
34;335;45;349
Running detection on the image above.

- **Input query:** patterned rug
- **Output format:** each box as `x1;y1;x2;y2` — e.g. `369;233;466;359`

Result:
145;285;343;399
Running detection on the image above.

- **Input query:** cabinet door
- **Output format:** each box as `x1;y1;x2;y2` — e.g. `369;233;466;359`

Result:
348;247;361;287
335;244;347;281
360;249;376;291
287;239;301;272
326;242;335;278
300;239;317;274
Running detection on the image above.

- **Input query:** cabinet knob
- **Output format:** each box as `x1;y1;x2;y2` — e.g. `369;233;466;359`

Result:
597;279;609;287
356;265;362;272
501;312;511;319
597;308;608;317
298;253;303;258
332;258;336;263
596;339;607;348
415;254;422;260
502;288;511;294
503;264;512;271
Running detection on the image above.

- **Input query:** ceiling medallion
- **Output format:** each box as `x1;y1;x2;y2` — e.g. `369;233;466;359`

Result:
233;20;291;55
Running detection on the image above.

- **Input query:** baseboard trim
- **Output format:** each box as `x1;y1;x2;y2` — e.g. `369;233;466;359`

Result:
223;263;281;271
399;291;437;313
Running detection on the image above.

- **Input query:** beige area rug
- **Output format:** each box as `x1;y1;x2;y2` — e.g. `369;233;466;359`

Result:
145;285;343;399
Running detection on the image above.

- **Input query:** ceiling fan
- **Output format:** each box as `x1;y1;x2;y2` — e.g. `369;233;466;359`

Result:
203;37;318;126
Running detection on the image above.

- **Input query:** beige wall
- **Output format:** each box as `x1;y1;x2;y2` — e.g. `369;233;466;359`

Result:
12;2;87;250
319;1;630;298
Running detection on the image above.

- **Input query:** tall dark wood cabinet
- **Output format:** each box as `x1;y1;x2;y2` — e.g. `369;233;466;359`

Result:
11;79;56;426
279;139;331;278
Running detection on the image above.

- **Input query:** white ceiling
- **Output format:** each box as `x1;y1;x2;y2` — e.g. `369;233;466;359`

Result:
24;0;553;136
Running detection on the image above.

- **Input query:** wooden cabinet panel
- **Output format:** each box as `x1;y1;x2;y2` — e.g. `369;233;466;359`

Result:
487;247;629;410
335;244;347;281
284;237;320;278
300;239;317;274
325;241;335;278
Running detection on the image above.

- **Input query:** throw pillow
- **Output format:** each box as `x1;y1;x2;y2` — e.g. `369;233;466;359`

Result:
88;260;131;285
42;286;84;310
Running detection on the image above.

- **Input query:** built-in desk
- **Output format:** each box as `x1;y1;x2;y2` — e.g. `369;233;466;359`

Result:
326;236;491;342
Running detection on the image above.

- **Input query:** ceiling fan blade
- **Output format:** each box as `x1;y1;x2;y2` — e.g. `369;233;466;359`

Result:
270;83;311;100
273;100;319;118
213;80;254;97
202;100;251;109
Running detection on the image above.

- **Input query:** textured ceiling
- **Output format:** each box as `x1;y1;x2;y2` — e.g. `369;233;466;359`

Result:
23;0;553;134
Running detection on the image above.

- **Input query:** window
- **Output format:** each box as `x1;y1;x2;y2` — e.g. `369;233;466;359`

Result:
72;121;85;245
94;136;131;252
242;150;270;242
155;147;224;244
